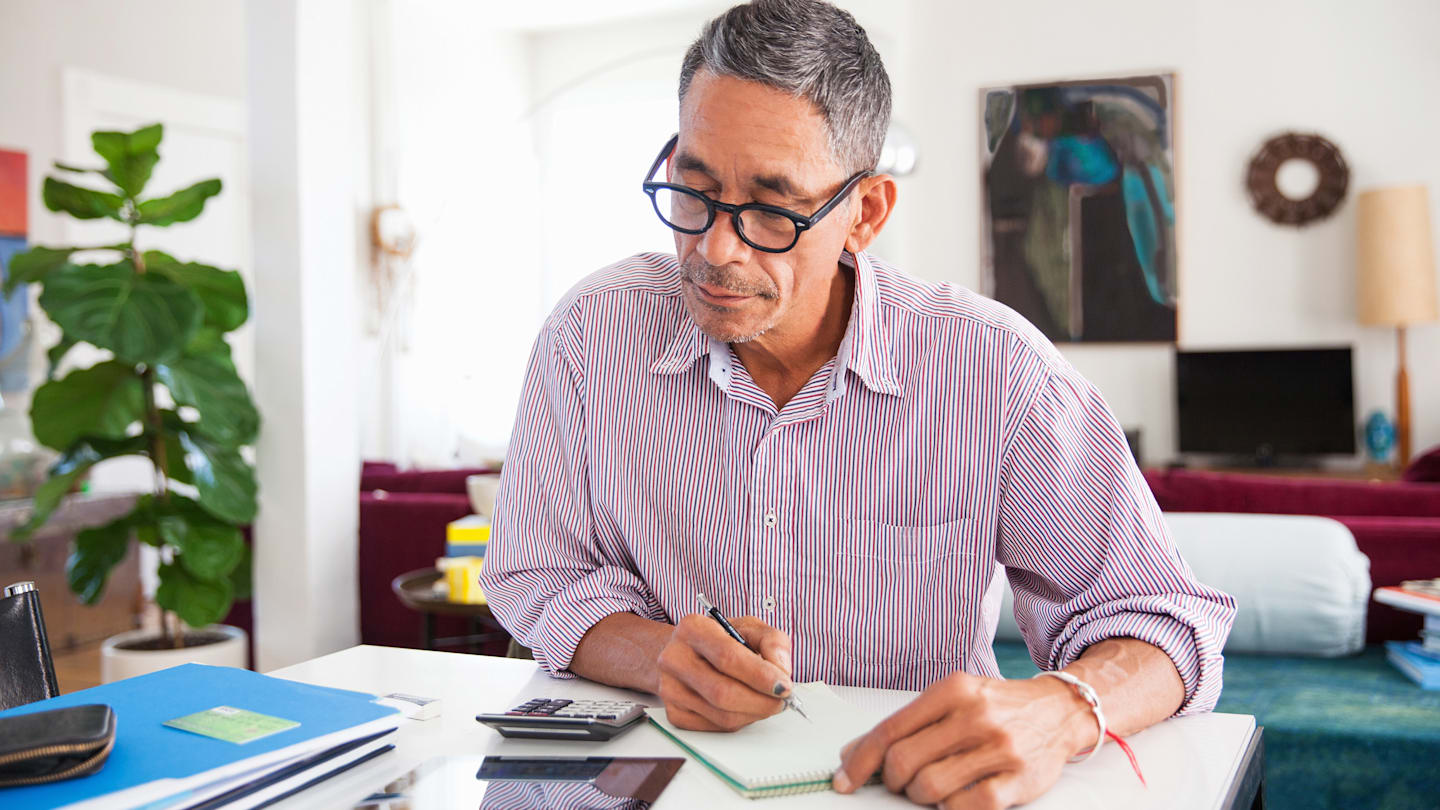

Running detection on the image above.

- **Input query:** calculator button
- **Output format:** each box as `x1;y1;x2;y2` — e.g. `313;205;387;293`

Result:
597;714;617;719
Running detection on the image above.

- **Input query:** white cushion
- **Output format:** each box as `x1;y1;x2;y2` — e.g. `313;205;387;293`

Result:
993;512;1371;657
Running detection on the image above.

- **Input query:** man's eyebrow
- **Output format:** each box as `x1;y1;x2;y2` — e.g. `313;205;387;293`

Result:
753;173;800;198
674;152;712;176
674;154;818;205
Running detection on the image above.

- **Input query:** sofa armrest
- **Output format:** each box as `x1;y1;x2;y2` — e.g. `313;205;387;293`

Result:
358;492;475;647
1329;515;1440;643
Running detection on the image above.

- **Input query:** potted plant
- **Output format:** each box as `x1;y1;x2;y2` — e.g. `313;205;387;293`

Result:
4;123;259;681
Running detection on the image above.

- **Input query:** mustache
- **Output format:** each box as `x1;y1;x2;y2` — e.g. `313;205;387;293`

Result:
680;257;779;300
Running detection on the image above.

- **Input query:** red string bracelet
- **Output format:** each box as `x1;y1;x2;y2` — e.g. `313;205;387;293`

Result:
1105;730;1146;787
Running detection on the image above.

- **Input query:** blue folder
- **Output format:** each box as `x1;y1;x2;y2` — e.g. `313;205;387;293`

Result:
0;663;399;809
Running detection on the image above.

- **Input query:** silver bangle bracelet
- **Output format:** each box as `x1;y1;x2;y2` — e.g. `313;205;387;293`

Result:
1033;670;1107;763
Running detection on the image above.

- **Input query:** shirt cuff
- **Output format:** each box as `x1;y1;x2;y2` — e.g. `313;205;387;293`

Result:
1047;601;1225;716
527;567;668;679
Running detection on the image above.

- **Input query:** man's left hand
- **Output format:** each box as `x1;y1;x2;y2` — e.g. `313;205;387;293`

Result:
832;669;1094;809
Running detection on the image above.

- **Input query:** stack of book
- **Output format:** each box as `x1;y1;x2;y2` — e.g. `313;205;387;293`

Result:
1375;580;1440;690
0;663;401;809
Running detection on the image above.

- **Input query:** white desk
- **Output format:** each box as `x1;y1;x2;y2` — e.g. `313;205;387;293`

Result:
266;645;1261;809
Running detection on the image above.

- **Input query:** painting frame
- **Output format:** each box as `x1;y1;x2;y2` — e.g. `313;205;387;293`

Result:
979;72;1179;344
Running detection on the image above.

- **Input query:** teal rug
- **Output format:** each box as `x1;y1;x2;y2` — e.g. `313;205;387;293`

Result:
992;642;1440;810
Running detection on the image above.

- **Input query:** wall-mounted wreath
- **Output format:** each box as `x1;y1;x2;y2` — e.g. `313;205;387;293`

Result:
1244;132;1349;226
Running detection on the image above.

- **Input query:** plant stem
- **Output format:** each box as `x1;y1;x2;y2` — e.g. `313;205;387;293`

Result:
128;217;181;649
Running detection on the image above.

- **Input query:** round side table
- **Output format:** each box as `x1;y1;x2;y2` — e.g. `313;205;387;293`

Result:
390;568;510;653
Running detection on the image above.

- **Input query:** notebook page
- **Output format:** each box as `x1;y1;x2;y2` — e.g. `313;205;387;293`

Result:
646;682;881;794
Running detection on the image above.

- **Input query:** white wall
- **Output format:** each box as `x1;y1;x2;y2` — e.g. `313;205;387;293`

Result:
246;0;366;670
892;0;1440;463
0;0;246;446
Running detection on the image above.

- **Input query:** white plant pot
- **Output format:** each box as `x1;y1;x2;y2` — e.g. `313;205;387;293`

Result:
100;624;248;683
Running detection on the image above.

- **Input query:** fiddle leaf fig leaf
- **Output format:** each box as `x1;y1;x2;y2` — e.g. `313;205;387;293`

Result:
29;361;146;451
4;246;77;294
156;332;258;447
42;177;124;221
162;427;194;485
40;260;203;363
67;515;134;604
92;124;163;197
53;161;99;174
8;436;147;541
136;178;221;226
176;427;258;524
157;560;233;628
145;252;247;331
154;495;244;581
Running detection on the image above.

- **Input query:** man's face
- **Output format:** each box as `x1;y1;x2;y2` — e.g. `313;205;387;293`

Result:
671;71;857;344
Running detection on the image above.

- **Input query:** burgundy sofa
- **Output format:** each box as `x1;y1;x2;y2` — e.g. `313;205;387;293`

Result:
355;457;1440;650
358;462;499;650
1143;467;1440;644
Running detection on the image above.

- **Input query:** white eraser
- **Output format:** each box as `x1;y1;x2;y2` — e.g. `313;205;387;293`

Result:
378;692;442;720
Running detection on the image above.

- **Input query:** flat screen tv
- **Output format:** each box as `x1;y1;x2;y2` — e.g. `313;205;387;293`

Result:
1176;347;1356;460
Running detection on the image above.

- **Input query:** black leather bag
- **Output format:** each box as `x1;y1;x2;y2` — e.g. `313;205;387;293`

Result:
0;704;117;787
0;581;61;710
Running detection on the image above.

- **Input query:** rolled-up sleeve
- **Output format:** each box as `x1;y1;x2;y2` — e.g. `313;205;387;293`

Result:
996;360;1237;715
478;316;666;678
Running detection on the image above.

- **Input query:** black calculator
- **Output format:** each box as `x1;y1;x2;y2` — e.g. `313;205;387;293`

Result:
476;698;648;741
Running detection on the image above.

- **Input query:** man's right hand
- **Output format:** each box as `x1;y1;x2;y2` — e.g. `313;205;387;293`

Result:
656;614;794;731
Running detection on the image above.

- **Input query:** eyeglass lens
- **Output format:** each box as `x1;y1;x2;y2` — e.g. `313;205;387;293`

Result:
650;187;799;251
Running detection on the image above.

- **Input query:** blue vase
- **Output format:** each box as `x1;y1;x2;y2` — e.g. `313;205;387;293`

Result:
1364;411;1396;463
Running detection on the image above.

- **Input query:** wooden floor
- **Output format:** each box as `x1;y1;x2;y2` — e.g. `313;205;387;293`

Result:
52;639;104;693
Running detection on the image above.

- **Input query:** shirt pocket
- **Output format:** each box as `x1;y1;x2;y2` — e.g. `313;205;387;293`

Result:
825;518;988;668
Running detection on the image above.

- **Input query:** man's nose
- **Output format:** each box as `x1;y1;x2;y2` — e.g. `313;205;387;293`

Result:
697;212;752;269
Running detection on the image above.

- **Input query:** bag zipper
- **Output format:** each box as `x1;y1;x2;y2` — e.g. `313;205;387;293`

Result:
0;736;116;787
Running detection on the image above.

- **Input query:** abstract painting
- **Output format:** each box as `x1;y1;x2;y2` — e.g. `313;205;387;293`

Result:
0;148;31;392
980;74;1177;343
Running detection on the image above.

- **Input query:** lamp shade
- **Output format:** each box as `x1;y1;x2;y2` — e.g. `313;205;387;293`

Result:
1356;185;1438;326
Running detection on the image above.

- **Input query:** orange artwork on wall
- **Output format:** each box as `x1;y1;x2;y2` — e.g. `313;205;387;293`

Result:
0;149;26;237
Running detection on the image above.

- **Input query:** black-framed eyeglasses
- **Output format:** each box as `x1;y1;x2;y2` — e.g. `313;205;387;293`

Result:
641;133;872;254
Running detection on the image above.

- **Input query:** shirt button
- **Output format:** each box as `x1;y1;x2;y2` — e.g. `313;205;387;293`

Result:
763;596;777;611
763;511;777;528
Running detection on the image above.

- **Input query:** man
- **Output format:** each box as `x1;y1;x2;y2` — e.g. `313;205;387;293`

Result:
479;1;1235;807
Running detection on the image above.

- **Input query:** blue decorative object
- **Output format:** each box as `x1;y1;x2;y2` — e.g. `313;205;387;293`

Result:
1365;410;1396;463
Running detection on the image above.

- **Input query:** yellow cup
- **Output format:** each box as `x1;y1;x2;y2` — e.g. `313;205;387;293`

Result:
443;556;486;604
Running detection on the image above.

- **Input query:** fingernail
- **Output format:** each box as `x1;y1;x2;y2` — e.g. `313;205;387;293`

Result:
833;771;853;793
773;681;790;696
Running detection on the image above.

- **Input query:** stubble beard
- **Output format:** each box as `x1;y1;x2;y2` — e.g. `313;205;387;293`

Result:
679;255;781;344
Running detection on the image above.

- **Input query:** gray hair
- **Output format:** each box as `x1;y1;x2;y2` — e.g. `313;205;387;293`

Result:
678;0;891;174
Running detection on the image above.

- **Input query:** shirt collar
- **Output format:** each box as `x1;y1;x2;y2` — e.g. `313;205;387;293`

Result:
649;251;902;398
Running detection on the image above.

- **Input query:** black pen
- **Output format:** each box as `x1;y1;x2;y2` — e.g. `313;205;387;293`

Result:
697;593;810;721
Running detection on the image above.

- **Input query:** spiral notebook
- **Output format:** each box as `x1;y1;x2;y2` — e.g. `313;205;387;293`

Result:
645;682;881;799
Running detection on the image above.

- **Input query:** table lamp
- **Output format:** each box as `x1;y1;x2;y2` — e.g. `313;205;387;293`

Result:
1356;185;1438;466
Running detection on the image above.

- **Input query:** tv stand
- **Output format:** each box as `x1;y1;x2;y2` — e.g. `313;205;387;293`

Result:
1175;463;1402;483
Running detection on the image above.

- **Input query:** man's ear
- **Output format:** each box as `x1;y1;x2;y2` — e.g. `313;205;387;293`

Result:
845;175;897;254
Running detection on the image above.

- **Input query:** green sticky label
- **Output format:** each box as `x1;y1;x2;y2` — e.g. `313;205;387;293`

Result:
164;705;300;744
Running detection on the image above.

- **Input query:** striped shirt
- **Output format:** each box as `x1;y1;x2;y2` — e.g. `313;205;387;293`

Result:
480;251;1236;714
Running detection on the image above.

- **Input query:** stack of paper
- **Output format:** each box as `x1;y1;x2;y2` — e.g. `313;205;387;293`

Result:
0;663;401;809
